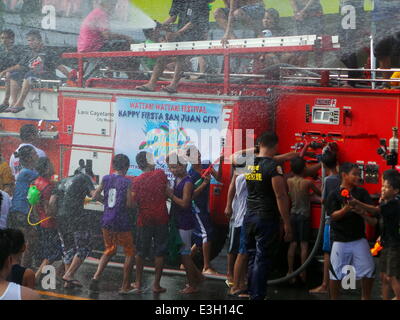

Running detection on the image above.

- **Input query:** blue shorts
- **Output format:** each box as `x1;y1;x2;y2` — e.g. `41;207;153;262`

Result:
221;4;266;22
238;224;247;254
192;213;213;247
322;224;331;253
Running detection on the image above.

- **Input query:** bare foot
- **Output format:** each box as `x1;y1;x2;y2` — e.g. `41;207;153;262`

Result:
180;286;199;294
153;286;167;293
309;285;328;294
180;264;186;270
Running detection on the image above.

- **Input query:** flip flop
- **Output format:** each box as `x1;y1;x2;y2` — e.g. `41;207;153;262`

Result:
118;287;140;295
135;85;155;92
161;86;178;94
225;280;234;288
0;104;9;112
8;106;25;113
227;289;246;297
63;279;83;288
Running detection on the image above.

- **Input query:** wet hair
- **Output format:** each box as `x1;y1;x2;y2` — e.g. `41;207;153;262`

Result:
321;150;337;169
14;145;36;167
166;151;188;166
19;124;38;142
265;8;280;25
257;131;278;149
36;157;52;177
4;229;25;255
383;169;400;191
0;230;12;270
1;29;15;40
113;154;130;171
136;151;153;170
185;145;201;164
339;162;358;179
383;169;399;181
291;157;306;175
26;30;42;41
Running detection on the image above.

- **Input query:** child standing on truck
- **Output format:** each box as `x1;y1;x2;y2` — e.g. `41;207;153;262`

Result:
349;169;400;300
287;157;321;283
166;152;203;294
89;154;135;295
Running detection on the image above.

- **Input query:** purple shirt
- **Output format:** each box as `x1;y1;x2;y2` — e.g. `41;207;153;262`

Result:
101;174;131;232
171;176;195;230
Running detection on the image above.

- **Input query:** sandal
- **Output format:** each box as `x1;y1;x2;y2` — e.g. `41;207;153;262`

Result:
7;106;25;113
161;86;177;94
0;104;9;112
63;278;83;288
135;85;155;92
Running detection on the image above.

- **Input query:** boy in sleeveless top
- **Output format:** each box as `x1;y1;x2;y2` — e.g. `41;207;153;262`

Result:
287;157;320;283
90;154;136;294
5;228;35;289
166;152;203;294
0;229;39;300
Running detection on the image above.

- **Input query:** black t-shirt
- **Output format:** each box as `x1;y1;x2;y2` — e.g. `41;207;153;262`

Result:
245;157;283;220
0;46;26;71
18;46;61;76
326;186;374;242
380;198;400;247
53;173;95;229
169;0;210;40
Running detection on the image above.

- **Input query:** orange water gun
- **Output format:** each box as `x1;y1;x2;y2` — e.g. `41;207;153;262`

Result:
371;241;383;257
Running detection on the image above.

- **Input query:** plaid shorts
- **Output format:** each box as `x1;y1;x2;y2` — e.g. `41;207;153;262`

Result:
60;230;92;265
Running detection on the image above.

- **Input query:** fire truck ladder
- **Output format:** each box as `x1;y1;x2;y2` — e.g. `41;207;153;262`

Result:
63;34;340;94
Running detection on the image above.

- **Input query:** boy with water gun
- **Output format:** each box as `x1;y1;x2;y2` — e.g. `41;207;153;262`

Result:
349;169;400;300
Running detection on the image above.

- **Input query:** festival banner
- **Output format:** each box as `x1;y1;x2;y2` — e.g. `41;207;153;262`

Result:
114;98;224;177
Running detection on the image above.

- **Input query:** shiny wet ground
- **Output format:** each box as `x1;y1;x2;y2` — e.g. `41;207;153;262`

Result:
37;249;387;301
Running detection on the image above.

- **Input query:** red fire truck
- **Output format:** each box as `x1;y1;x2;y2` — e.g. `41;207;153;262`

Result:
0;34;398;268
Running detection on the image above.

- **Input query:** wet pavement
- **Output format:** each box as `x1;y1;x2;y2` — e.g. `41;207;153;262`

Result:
37;247;387;301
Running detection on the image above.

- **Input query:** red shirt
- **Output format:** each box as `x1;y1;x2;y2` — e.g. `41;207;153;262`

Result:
132;170;169;227
34;176;56;229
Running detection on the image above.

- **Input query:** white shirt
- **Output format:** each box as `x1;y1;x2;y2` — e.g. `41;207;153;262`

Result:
232;174;248;228
0;282;22;300
9;143;46;178
0;190;11;229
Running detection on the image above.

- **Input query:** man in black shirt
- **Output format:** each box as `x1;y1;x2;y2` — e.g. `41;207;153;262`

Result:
243;131;292;300
136;0;213;93
0;30;69;114
0;29;25;112
49;172;96;288
326;162;377;300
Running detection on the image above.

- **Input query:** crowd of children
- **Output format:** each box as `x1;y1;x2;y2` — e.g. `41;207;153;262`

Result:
1;125;400;300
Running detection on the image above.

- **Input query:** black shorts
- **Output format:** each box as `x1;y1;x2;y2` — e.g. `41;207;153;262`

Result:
379;246;400;279
290;214;310;243
136;224;169;258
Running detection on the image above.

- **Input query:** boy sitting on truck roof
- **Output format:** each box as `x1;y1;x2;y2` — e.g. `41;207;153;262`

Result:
0;30;69;114
135;0;213;93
